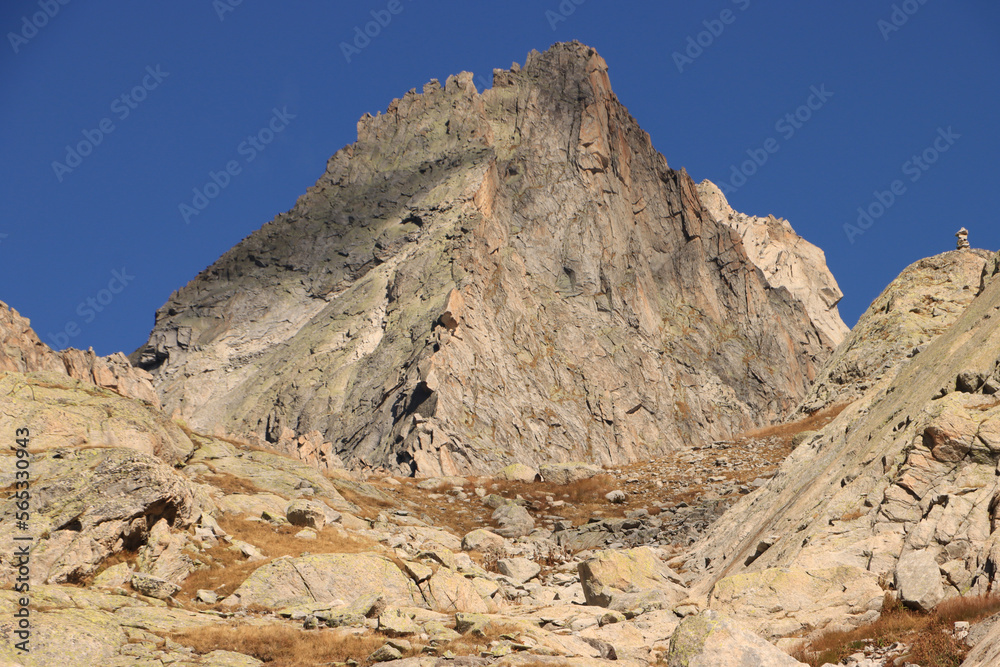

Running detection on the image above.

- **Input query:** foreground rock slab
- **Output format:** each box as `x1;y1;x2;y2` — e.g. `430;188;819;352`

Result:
667;611;806;667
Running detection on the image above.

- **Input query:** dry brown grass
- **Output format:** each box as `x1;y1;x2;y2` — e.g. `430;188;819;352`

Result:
335;485;395;517
201;472;267;496
793;593;1000;667
168;619;531;665
741;402;850;444
177;516;381;603
169;624;392;666
392;473;618;539
839;509;866;522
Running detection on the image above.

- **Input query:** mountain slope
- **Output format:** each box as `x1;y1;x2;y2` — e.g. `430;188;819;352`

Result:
684;249;1000;637
135;42;844;475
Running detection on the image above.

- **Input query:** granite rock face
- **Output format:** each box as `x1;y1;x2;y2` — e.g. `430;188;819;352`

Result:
697;180;849;349
796;249;992;415
134;42;843;476
686;250;1000;636
0;300;158;406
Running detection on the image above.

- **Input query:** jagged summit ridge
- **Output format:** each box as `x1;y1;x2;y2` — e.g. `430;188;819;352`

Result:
136;42;843;475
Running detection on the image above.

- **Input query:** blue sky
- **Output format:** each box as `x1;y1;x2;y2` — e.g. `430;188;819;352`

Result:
1;1;997;355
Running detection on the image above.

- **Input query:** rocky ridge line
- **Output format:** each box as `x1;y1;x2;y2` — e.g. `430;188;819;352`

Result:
134;42;845;476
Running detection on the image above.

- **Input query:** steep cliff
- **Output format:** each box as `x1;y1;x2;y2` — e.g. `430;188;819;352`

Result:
135;42;844;475
1;300;158;406
697;180;849;349
685;249;1000;637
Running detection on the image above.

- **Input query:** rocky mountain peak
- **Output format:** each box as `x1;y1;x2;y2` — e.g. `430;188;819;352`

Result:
135;42;844;476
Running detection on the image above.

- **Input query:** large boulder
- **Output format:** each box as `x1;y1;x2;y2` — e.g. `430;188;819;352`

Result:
461;529;509;553
491;503;535;538
495;463;540;482
709;566;884;638
135;519;198;584
223;553;420;608
578;547;686;610
0;447;197;585
667;611;806;667
497;557;541;584
539;462;602;485
423;568;492;613
285;499;328;530
895;549;945;611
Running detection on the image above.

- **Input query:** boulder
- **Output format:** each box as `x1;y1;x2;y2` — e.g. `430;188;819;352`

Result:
539;462;602;485
223;553;420;609
285;499;328;530
710;566;884;638
491;503;534;538
12;448;197;585
424;568;491;613
497;557;541;583
454;612;491;636
495;463;540;482
92;562;132;589
578;547;686;609
378;608;420;637
605;490;627;504
369;644;403;663
666;611;807;667
130;573;180;600
895;549;945;611
461;529;508;553
135;519;198;584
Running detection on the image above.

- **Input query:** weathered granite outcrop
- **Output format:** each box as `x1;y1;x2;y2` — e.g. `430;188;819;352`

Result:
686;250;1000;637
0;446;197;585
796;249;992;415
134;42;843;475
697;180;849;349
1;300;159;405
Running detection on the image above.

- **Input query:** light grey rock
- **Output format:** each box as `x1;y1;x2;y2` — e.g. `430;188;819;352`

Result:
497;557;541;583
130;573;180;600
285;499;328;530
461;529;508;553
895;549;945;612
491;503;534;539
666;611;807;666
